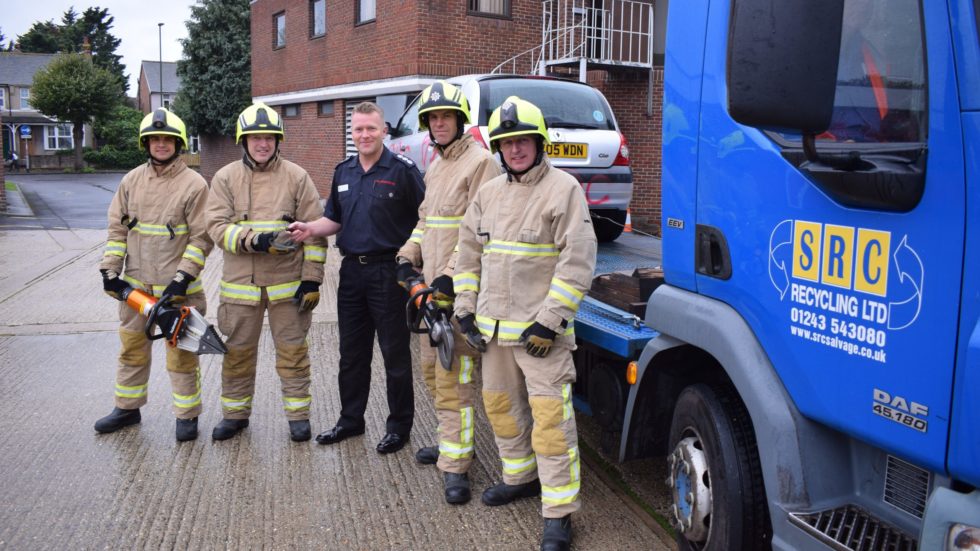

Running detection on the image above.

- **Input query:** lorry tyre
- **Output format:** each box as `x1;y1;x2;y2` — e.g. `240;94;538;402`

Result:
591;209;626;242
667;384;770;551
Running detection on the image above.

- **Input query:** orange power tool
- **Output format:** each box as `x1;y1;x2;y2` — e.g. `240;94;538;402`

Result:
406;277;455;370
123;287;228;355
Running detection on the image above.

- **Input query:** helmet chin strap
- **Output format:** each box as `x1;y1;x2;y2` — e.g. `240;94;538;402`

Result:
428;113;465;153
498;138;545;178
241;137;281;167
144;138;182;166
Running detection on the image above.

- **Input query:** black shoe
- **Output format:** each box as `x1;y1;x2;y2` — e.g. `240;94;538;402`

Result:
289;420;311;442
212;418;248;441
444;472;471;504
481;479;542;506
376;432;409;454
94;407;141;433
415;445;439;465
315;424;365;445
540;515;572;551
176;417;198;442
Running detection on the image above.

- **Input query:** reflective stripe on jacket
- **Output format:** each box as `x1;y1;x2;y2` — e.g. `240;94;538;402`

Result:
454;158;597;349
99;158;213;286
397;133;502;282
206;154;328;305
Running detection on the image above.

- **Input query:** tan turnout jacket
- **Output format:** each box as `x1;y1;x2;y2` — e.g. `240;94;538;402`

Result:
100;158;212;295
397;133;502;280
207;155;327;305
453;158;597;349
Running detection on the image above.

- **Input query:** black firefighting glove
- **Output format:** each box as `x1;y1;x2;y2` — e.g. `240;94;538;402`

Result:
396;260;420;291
252;231;298;255
100;269;131;301
520;322;558;358
456;313;486;353
160;270;193;305
431;274;455;302
294;280;321;313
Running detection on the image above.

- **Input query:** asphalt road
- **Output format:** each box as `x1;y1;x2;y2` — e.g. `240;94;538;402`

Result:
0;172;673;550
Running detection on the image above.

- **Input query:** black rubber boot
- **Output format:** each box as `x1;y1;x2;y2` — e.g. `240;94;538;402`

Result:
289;420;311;442
94;407;141;433
175;417;198;442
481;479;542;506
444;472;471;504
540;515;572;551
415;445;438;465
212;418;249;441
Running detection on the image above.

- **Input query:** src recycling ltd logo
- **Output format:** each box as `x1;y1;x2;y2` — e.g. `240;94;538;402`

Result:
768;220;924;363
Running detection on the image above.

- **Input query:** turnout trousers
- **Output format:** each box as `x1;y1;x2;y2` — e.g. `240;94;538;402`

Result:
217;290;313;421
113;292;206;419
336;257;414;435
420;331;479;474
481;338;581;518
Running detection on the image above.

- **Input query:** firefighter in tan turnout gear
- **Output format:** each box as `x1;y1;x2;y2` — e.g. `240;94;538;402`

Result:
453;97;597;551
95;108;213;442
206;102;328;442
394;81;502;504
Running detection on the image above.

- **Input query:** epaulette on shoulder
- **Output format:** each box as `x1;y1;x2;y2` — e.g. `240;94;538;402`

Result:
336;154;356;169
394;154;415;167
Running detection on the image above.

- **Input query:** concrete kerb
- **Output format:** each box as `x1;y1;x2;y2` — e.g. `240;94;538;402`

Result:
2;181;35;217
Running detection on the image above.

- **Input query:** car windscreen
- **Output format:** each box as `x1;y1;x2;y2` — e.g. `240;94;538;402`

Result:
477;78;616;130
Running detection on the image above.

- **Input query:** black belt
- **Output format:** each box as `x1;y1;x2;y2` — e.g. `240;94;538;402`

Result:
342;251;397;264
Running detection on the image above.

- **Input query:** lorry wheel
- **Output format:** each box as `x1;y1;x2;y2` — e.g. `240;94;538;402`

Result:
591;209;626;242
666;384;770;551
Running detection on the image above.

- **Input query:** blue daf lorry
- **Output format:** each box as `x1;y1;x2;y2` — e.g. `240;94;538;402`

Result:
573;0;980;549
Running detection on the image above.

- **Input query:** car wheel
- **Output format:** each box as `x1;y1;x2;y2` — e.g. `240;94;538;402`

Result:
666;384;770;551
591;209;626;242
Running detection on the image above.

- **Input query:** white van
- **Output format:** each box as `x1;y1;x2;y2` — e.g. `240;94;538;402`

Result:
387;74;633;242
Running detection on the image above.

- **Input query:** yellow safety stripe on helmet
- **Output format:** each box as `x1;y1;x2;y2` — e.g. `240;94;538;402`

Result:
440;407;475;459
475;316;574;340
267;281;300;302
222;224;247;253
459;355;474;385
182;244;206;266
453;272;480;294
105;241;127;258
303;245;327;263
485;240;559;257
220;281;262;302
282;395;312;411
548;278;585;311
502;453;537;475
240;220;290;232
221;395;252;412
115;382;148;399
562;383;573;421
133;222;189;236
425;215;463;229
409;228;424;244
123;276;203;297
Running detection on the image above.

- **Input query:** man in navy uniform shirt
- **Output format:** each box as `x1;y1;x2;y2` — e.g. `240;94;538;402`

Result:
289;101;425;454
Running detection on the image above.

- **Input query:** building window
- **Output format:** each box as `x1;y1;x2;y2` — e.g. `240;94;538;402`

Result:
45;124;74;150
20;88;32;110
274;12;286;48
318;101;334;117
468;0;510;18
283;104;300;118
189;135;200;154
0;88;5;110
357;0;376;24
310;0;326;37
162;94;172;110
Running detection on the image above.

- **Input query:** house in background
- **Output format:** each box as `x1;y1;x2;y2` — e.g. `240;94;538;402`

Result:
1;52;96;171
138;60;201;156
242;0;667;232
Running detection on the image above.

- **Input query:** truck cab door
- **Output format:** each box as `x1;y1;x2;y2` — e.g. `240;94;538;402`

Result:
695;0;965;473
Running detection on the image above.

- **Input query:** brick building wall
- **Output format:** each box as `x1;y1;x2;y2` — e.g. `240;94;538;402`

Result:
199;134;243;184
276;101;347;197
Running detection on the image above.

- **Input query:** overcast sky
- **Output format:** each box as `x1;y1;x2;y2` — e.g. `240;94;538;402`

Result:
4;1;198;93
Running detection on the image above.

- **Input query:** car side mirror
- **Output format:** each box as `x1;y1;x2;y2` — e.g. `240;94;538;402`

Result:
727;0;844;134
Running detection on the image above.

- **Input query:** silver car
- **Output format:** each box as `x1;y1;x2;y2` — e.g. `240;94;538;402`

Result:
386;74;633;242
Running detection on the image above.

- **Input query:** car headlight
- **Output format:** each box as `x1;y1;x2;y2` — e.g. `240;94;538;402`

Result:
948;524;980;550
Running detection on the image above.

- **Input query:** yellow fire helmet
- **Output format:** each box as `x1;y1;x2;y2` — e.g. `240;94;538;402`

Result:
138;108;188;150
417;80;471;131
235;102;285;144
487;96;550;153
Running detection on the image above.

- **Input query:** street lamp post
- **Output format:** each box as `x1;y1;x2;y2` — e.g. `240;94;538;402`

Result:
158;23;164;108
